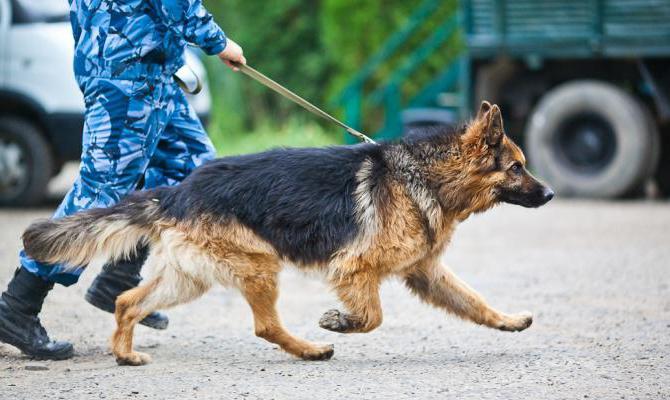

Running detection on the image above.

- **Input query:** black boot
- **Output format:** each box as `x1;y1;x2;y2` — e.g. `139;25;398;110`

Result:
85;247;169;330
0;268;74;360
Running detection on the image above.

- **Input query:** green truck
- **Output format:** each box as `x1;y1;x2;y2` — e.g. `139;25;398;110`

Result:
338;0;670;198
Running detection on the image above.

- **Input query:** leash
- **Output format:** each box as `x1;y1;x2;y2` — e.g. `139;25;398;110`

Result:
174;65;203;95
232;62;376;144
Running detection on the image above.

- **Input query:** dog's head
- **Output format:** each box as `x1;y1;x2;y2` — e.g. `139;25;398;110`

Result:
454;101;554;210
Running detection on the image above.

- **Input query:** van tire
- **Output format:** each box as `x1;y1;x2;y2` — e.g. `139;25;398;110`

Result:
525;80;659;198
0;117;53;207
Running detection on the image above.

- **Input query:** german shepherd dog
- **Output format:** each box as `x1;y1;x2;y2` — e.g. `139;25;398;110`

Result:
23;101;553;365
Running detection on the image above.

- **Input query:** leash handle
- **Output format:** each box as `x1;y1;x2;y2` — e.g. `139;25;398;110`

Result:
174;64;203;95
233;62;376;144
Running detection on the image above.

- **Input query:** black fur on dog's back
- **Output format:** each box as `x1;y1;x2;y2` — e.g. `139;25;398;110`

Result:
159;144;388;265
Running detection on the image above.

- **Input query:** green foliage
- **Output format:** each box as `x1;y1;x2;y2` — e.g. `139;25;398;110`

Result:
204;0;330;128
202;0;461;150
212;119;341;157
320;1;418;100
322;0;461;132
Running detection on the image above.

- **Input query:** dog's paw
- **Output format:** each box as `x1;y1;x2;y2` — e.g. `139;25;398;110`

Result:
319;309;351;332
115;351;152;366
300;343;335;361
499;311;533;332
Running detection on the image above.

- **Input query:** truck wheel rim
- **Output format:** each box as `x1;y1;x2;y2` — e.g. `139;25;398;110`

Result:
0;138;29;200
552;112;617;175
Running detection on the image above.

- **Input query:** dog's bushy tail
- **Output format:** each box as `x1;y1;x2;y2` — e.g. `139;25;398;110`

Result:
22;193;167;270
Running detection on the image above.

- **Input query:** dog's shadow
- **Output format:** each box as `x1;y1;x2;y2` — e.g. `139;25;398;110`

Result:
256;347;533;369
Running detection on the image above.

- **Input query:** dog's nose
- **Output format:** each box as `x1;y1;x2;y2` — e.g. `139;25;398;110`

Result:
542;188;555;203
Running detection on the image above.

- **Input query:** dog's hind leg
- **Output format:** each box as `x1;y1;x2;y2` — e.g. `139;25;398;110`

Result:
111;278;160;366
319;271;383;333
404;261;533;332
239;269;334;361
111;240;213;366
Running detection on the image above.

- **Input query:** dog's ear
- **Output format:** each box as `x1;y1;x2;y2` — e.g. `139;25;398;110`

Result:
476;100;492;120
482;104;503;147
463;101;504;150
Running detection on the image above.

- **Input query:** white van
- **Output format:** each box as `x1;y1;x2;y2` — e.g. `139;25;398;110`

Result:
0;0;212;206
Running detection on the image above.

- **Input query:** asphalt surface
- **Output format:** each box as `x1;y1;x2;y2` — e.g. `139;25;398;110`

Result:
0;166;668;399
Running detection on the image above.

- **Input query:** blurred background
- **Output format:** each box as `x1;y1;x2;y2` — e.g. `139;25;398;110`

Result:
0;0;669;205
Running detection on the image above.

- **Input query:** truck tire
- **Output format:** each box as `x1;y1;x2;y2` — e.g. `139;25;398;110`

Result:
639;101;661;192
525;80;659;198
655;127;670;197
0;117;54;206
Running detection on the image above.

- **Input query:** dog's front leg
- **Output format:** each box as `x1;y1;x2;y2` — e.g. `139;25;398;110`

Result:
319;271;383;333
404;261;532;332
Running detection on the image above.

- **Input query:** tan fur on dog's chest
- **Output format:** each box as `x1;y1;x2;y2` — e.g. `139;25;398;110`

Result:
333;180;457;278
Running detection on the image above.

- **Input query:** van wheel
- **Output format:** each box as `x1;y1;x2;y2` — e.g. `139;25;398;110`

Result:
525;80;659;198
0;117;54;206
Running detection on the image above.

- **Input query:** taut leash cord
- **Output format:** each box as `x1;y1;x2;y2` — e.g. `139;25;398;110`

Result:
233;62;376;144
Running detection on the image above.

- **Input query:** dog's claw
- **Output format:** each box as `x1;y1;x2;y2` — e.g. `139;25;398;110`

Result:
499;311;533;332
301;343;335;361
515;311;533;330
319;309;350;332
115;351;152;366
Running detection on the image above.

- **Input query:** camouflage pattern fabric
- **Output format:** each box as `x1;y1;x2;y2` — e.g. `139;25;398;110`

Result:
70;0;227;81
19;0;223;285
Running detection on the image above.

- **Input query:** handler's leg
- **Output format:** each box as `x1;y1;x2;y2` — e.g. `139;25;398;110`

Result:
23;78;168;284
90;86;215;332
143;87;216;189
0;78;167;359
84;80;185;330
404;261;532;331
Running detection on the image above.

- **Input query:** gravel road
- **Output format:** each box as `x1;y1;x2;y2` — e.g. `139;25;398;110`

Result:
0;171;668;399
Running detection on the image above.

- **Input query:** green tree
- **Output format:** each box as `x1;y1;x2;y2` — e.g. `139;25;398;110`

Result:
202;0;460;149
204;0;330;128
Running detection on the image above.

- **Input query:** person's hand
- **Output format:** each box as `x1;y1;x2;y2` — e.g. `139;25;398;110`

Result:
218;38;246;71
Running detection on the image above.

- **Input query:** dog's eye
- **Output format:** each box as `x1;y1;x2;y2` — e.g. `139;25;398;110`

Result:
510;163;522;174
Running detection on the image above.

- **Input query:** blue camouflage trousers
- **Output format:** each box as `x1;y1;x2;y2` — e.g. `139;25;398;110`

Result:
19;76;216;286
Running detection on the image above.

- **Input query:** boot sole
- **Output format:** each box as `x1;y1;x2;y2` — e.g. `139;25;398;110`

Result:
84;291;169;330
0;324;74;361
26;345;75;361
